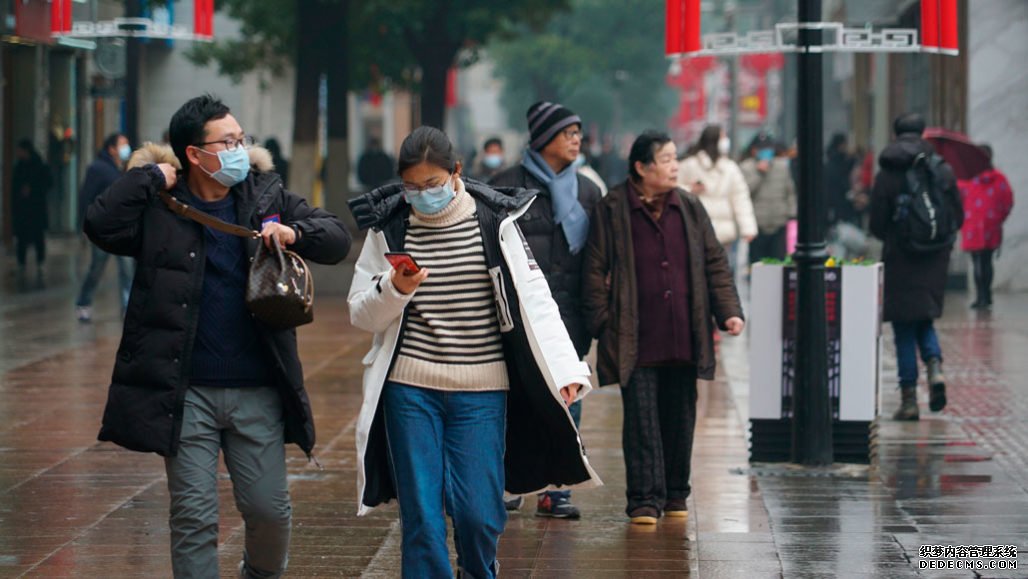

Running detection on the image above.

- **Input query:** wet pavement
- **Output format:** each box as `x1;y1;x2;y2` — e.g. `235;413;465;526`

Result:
0;241;1026;577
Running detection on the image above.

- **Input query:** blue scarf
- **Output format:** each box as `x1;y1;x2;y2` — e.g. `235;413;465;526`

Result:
521;149;589;255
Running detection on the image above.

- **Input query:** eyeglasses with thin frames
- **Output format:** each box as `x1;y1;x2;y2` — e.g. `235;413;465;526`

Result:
562;129;583;141
195;135;257;152
403;173;453;195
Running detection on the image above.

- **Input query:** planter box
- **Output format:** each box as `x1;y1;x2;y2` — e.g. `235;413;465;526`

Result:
748;263;883;463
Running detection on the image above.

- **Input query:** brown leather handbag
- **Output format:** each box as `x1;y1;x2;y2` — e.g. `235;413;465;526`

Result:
160;191;314;330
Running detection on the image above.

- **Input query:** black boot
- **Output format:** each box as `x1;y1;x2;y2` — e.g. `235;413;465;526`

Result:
893;385;920;421
927;357;947;412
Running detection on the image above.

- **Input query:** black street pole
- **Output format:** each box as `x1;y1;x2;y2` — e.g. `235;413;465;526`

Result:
791;0;833;466
124;0;142;146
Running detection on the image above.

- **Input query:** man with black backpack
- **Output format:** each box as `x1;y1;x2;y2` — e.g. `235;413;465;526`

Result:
870;113;963;421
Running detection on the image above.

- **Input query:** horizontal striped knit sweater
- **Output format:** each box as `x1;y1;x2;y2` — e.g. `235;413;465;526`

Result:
388;183;509;391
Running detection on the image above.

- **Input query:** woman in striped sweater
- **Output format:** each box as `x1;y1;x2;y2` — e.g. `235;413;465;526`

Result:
347;127;600;579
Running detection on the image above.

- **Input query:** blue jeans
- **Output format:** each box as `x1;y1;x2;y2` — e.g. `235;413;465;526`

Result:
541;399;582;502
383;382;507;579
892;320;942;387
77;244;134;312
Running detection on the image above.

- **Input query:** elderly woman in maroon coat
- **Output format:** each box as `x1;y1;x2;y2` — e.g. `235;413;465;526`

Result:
582;131;744;525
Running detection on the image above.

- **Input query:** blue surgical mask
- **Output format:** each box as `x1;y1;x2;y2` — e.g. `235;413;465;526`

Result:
404;175;456;215
118;143;132;162
198;146;250;187
482;154;503;169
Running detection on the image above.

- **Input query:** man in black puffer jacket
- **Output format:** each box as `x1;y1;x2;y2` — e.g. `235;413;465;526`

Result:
85;95;351;578
489;101;602;519
870;113;962;422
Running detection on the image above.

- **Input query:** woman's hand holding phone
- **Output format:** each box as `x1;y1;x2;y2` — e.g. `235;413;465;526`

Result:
386;253;428;295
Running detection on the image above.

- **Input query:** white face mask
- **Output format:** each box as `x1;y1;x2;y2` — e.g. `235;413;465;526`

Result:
718;137;731;155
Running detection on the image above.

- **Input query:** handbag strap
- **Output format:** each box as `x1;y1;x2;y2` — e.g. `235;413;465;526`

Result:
159;190;260;239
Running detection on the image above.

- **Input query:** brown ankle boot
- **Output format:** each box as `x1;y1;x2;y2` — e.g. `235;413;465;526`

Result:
893;386;919;421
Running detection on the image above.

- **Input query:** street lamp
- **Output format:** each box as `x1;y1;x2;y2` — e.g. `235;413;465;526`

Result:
791;0;832;466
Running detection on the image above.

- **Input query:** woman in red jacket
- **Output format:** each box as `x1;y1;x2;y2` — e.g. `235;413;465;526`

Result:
959;144;1014;309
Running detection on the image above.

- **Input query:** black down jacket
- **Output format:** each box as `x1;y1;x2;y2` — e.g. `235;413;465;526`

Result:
84;144;351;457
869;134;963;322
487;167;602;357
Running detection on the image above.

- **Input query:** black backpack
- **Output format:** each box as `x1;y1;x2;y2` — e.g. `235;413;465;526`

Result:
892;152;958;253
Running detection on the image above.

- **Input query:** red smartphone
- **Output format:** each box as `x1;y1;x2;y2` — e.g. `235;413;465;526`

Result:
384;252;421;273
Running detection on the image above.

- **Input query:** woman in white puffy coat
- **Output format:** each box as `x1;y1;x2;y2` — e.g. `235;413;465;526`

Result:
677;124;757;265
346;127;600;579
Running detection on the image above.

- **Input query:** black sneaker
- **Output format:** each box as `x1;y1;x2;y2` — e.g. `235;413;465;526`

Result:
504;496;524;511
536;494;581;519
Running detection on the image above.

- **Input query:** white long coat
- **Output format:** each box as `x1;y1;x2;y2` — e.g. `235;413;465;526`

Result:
347;196;601;516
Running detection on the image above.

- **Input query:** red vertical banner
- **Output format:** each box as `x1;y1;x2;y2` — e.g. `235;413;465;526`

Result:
62;0;72;32
921;0;940;51
195;0;214;38
684;0;701;53
446;67;458;108
50;0;62;34
665;0;683;56
939;0;958;53
194;0;203;36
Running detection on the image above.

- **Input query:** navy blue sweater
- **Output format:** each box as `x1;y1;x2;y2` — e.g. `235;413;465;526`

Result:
187;192;272;388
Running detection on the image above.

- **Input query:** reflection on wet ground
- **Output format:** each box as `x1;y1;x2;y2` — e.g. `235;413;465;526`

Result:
0;245;1025;577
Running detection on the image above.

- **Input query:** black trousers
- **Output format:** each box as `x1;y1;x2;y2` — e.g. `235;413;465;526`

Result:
971;249;995;305
620;365;698;515
749;226;786;264
16;230;46;266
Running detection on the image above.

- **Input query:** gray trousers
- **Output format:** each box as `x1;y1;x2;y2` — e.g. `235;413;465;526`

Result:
165;386;291;579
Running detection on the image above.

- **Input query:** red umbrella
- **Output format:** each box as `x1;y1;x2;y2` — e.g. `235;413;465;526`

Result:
923;128;991;180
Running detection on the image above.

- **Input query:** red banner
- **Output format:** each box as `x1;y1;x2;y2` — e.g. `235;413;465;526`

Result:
920;0;939;50
50;0;72;34
665;0;682;55
665;0;700;55
194;0;214;38
683;0;700;53
939;0;958;52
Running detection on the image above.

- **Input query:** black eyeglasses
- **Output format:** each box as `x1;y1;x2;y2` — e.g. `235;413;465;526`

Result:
562;129;583;141
195;135;256;151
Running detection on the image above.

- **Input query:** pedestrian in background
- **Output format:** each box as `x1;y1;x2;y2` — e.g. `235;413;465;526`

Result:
825;132;859;226
264;137;290;188
85;94;351;578
472;136;507;181
490;101;603;519
959;143;1014;310
825;133;871;259
582;131;744;525
598;135;627;187
870;113;963;421
347;126;599;578
357;137;395;190
75;133;134;321
677;124;757;271
740;133;795;263
11;139;51;278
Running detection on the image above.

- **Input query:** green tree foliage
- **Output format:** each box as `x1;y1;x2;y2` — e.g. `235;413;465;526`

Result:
186;0;297;81
357;0;569;128
187;0;568;127
489;0;676;136
186;0;401;88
